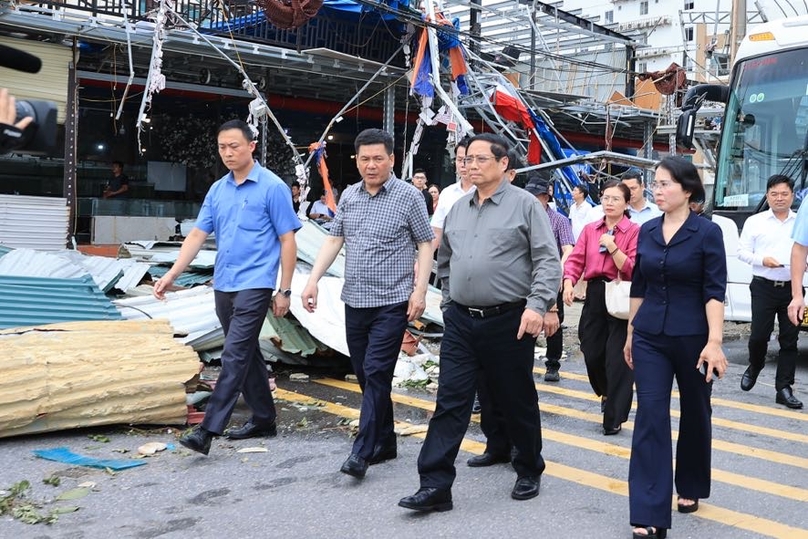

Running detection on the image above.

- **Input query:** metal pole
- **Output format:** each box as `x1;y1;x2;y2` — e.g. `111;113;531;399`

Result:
469;0;481;55
63;38;79;247
383;85;395;144
729;0;747;64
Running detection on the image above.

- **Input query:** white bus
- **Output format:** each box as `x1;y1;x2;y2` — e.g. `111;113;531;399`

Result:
678;15;808;322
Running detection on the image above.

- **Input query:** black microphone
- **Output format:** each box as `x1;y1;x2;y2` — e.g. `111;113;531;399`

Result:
0;44;42;74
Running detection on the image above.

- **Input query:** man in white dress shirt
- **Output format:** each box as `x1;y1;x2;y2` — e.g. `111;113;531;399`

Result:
568;183;595;242
738;174;803;409
431;138;474;249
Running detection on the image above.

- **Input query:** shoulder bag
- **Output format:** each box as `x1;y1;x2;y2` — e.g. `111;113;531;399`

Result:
604;272;631;320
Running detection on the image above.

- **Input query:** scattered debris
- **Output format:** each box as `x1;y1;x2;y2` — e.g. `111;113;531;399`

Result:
236;447;268;454
0;480;79;525
289;373;310;382
42;475;60;487
397;424;429;436
87;434;110;443
137;442;168;456
344;374;358;383
54;487;90;501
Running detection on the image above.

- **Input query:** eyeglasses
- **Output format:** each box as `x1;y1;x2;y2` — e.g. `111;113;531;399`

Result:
601;195;624;203
649;181;675;190
461;155;498;166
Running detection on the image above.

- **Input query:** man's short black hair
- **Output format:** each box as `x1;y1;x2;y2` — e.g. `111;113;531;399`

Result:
291;180;301;188
413;169;427;176
218;119;255;142
467;133;510;160
621;168;644;184
766;174;794;192
573;183;589;197
457;136;472;150
355;128;394;154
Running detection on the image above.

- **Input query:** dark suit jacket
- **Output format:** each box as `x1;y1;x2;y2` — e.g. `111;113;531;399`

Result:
630;211;726;336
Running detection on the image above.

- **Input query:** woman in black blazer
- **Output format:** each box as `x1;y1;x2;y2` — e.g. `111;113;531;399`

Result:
623;157;728;539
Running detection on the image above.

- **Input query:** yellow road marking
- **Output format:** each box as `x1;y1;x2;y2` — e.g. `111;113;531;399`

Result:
538;403;808;471
315;379;808;497
534;367;808;424
276;385;808;538
534;374;808;444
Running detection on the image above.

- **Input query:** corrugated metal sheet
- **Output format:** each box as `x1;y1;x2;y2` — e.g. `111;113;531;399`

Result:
0;320;199;438
0;275;122;329
113;286;223;351
296;221;345;277
0;195;69;251
147;265;213;287
0;249;87;280
0;248;150;293
123;241;217;269
263;314;330;357
58;250;150;292
0;36;71;122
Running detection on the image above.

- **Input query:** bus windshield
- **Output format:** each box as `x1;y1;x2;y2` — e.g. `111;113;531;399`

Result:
713;48;808;211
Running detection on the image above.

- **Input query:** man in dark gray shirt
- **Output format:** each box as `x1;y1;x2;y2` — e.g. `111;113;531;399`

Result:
399;133;560;512
302;128;434;480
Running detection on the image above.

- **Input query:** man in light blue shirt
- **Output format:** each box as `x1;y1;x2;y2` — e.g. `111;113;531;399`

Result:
154;119;300;455
622;169;661;225
788;194;808;334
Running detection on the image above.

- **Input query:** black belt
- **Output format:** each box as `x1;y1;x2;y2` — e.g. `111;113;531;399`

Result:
454;300;526;319
752;276;790;288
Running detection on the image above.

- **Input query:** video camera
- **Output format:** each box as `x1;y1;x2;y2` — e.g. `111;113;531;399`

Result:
0;43;58;155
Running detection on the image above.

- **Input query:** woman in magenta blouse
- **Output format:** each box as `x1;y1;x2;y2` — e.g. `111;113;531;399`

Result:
563;180;640;435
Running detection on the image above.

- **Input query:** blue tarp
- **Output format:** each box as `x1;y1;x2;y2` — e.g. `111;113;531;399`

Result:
33;447;147;470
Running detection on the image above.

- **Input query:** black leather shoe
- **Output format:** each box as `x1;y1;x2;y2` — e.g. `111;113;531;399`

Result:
544;365;560;382
340;454;368;479
471;394;482;414
511;476;540;500
225;420;277;440
369;443;397;465
179;426;213;455
467;452;511;467
603;425;622;436
776;387;804;409
740;365;762;391
398;487;453;512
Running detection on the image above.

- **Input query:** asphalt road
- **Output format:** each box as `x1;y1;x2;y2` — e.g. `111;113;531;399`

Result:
1;312;807;539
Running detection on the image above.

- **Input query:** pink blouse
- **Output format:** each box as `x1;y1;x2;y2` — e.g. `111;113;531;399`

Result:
563;215;640;283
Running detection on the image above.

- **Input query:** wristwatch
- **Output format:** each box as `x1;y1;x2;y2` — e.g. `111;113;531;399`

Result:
278;288;292;298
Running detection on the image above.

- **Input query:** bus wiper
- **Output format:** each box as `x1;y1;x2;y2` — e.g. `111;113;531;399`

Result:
775;134;808;192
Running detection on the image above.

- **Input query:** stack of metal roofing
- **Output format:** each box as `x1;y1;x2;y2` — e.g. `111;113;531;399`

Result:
0;195;69;251
0;247;151;293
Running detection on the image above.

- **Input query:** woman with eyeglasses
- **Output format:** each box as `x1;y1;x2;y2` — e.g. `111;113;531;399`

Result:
563;180;640;436
623;157;727;539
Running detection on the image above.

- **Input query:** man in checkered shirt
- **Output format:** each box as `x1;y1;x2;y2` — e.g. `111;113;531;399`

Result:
302;128;435;480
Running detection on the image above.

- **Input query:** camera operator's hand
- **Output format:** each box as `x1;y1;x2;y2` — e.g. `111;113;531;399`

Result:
0;88;34;153
0;88;33;130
